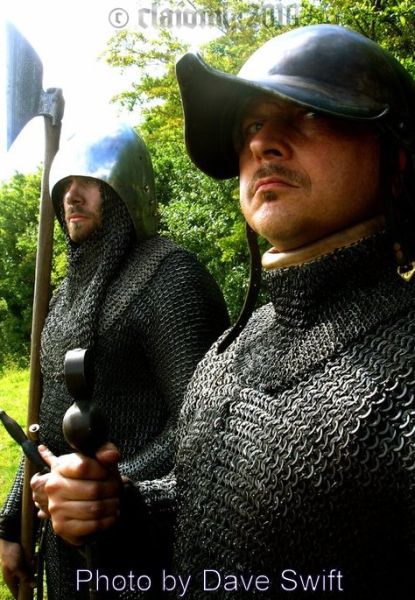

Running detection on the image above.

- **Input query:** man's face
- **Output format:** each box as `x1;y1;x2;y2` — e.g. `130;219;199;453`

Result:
238;96;382;251
62;176;103;243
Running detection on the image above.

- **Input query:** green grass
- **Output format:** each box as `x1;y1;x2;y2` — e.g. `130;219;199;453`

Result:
0;367;29;600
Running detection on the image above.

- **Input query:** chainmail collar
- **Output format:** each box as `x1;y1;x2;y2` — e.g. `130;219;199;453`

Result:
231;228;415;391
263;228;409;332
41;186;136;380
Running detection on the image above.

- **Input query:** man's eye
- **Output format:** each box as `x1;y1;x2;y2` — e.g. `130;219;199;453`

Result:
61;177;73;192
244;121;264;136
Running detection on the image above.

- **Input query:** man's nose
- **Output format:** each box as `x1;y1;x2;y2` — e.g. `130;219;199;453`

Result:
64;181;83;204
249;121;292;161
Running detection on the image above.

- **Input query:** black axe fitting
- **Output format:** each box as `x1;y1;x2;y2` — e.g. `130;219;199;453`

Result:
0;409;49;473
63;348;108;456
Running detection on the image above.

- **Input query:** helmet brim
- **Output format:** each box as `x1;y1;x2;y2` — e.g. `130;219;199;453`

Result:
176;52;389;180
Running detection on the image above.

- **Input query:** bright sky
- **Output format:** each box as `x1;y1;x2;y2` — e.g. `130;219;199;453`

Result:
0;0;297;182
0;0;218;181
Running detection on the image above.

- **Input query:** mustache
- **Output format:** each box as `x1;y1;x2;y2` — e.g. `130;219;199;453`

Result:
248;164;310;198
65;206;93;218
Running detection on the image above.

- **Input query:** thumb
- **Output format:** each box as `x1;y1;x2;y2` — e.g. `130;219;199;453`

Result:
37;445;58;469
95;442;120;468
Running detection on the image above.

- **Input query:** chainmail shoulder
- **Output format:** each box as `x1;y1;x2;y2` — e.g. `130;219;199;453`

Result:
0;458;24;541
173;232;415;599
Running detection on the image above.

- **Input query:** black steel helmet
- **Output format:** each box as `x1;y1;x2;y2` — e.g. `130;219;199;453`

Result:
177;24;415;351
176;24;415;180
50;123;158;239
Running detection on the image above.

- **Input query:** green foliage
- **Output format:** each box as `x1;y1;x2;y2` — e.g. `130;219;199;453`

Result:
0;584;12;599
152;141;250;318
0;367;29;600
51;220;67;288
0;368;29;502
102;29;187;144
0;171;66;368
299;0;415;74
0;171;40;365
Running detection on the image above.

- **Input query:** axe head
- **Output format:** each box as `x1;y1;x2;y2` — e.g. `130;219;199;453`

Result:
6;21;43;149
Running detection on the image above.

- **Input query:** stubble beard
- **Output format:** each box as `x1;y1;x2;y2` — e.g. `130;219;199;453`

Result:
263;191;278;202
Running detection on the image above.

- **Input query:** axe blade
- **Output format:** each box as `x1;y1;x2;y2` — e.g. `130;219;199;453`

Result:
6;21;43;149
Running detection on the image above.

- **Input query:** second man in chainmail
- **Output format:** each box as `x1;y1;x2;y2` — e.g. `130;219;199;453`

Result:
0;123;229;599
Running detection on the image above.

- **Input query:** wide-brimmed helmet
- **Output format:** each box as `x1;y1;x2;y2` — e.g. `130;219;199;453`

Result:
176;24;415;180
49;123;158;239
176;24;415;350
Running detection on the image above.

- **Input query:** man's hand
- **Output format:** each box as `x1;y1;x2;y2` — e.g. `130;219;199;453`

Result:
0;539;34;599
39;443;122;547
30;471;51;519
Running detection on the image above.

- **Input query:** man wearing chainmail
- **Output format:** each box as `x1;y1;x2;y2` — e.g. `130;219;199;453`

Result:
25;25;415;599
0;123;229;599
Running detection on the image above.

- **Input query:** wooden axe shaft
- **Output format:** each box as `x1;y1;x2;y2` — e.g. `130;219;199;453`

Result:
19;115;63;600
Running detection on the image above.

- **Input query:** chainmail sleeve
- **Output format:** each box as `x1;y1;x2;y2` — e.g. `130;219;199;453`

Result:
0;458;24;542
115;246;229;481
89;246;229;590
77;245;228;598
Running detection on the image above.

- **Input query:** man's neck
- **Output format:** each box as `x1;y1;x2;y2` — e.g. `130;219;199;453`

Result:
262;215;385;270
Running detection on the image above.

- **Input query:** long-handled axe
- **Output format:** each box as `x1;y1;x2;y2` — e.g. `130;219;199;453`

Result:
6;21;64;600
